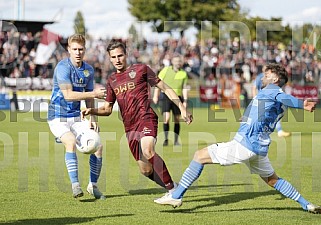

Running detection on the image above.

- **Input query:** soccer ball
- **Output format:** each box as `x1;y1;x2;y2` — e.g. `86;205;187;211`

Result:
76;129;101;154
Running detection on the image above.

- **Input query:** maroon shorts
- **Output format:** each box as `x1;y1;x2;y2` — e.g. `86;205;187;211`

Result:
126;119;158;161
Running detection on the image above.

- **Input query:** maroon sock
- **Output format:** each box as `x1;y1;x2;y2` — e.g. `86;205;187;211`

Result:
147;172;165;188
148;153;174;190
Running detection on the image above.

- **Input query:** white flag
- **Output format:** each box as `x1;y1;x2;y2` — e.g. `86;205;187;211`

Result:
34;28;60;65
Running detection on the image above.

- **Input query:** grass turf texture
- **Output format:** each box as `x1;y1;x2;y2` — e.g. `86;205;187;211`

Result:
0;107;321;225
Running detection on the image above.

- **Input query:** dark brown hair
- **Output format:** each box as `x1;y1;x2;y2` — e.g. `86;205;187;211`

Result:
265;63;288;87
107;39;126;54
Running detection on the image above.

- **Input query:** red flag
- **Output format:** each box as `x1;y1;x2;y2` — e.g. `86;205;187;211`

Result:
34;28;60;65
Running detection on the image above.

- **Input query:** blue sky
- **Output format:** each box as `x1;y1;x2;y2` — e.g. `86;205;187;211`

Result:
0;0;321;39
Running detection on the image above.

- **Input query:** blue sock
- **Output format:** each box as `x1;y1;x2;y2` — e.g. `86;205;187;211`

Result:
172;160;204;199
89;154;102;184
274;178;310;210
65;152;78;184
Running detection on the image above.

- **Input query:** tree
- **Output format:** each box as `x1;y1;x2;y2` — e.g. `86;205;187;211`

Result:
128;24;139;44
128;0;243;38
73;11;87;36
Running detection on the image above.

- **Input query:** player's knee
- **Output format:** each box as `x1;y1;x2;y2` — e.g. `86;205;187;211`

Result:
64;139;77;151
60;133;77;150
193;149;204;164
193;148;211;164
141;149;154;159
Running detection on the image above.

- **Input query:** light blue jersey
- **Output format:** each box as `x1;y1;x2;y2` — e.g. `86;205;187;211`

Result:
47;58;94;120
234;83;304;156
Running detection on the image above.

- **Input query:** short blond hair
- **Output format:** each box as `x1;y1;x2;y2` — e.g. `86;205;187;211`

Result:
68;34;86;47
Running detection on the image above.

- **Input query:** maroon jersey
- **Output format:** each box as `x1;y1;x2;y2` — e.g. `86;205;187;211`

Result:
106;64;161;132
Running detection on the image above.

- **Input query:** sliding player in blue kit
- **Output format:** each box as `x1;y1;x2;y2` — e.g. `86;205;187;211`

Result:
154;63;321;214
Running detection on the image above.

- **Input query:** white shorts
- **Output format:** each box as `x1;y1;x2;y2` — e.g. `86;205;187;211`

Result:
48;117;91;139
207;140;274;177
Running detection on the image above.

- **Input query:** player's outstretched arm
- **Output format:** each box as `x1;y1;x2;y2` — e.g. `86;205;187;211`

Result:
82;102;114;119
156;80;193;125
60;83;106;101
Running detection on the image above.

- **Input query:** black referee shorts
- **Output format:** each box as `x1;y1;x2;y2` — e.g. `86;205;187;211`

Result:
160;94;183;115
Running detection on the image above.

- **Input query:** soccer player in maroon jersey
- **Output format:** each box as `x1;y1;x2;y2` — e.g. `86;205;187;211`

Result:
82;39;193;193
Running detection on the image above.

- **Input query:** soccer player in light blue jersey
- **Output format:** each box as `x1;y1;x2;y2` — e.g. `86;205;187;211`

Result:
253;65;290;137
154;63;321;214
47;34;106;199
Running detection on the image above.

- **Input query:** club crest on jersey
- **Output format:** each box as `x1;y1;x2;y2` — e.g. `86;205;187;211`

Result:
83;70;90;77
128;70;136;79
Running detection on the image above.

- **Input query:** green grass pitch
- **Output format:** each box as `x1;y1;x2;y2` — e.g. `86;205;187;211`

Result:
0;107;321;225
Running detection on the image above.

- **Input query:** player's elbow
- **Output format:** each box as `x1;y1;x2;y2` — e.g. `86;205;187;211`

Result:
99;107;112;116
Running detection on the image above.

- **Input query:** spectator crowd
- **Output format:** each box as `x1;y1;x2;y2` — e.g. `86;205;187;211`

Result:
1;29;321;96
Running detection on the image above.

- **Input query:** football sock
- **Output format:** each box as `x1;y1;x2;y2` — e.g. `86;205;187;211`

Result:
164;123;169;140
174;123;180;143
148;153;174;190
172;160;204;199
274;178;309;209
65;152;79;184
147;171;165;188
89;154;102;185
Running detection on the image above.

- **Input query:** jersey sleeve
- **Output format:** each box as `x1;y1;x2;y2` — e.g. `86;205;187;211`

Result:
105;79;116;104
146;65;161;87
55;62;71;85
158;67;167;80
275;92;304;108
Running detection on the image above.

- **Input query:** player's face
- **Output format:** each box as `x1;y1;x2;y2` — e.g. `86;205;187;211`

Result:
261;70;278;88
68;42;85;67
109;47;127;73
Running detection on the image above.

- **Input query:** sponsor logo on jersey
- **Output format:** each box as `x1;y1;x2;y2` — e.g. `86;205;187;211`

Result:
83;70;90;77
128;70;136;79
142;127;152;135
73;77;86;87
114;82;135;95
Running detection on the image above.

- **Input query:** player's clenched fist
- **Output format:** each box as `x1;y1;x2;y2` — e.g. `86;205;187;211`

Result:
303;99;317;112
